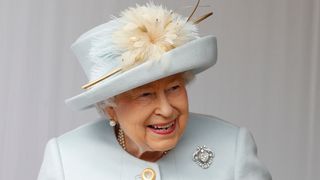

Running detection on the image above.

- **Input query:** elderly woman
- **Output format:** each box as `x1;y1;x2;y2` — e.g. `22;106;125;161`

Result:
38;2;271;180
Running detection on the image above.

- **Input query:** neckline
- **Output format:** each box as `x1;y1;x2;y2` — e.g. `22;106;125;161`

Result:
106;124;170;165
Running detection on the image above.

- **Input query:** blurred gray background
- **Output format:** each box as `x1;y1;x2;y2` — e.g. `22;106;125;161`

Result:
0;0;319;179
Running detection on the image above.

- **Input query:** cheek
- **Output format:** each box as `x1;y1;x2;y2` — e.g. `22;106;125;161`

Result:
115;103;153;149
114;101;153;131
182;90;189;109
175;89;189;131
172;88;189;112
115;98;140;116
117;102;151;117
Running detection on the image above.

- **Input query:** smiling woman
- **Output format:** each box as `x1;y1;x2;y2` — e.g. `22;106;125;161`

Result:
38;1;271;180
106;73;189;161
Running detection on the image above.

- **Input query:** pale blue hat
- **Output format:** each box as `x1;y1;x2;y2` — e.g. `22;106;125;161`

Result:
65;3;217;110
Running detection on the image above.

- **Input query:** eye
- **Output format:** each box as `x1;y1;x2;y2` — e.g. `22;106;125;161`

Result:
168;85;180;92
139;92;153;97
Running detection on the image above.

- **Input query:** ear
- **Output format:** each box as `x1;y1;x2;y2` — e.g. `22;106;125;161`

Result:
106;106;117;120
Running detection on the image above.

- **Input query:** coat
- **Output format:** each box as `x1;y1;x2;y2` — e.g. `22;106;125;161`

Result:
38;113;272;180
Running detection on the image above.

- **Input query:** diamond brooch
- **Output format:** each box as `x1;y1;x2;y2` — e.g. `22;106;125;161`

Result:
193;145;215;169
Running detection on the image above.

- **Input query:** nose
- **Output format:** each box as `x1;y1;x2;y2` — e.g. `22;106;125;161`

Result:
154;92;174;118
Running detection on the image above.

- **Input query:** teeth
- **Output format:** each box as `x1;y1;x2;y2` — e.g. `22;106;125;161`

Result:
152;121;174;129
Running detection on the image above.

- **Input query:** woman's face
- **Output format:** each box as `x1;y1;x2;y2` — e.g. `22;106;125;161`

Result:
106;73;189;153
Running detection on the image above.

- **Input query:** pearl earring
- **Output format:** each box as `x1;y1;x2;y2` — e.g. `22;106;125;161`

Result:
109;119;117;127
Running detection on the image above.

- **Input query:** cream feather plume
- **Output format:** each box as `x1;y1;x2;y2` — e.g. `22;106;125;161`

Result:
90;2;199;73
113;2;198;70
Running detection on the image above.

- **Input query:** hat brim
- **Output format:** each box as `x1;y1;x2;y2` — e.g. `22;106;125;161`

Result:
65;35;217;110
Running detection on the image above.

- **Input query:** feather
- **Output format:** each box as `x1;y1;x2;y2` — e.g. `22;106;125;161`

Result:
113;2;199;70
89;3;199;74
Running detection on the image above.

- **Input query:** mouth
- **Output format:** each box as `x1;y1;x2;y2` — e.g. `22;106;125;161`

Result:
147;119;177;135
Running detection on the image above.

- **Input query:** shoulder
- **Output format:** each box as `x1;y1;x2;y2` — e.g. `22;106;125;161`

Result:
180;112;240;146
185;112;240;140
57;118;110;144
188;112;239;128
52;118;122;179
55;117;119;158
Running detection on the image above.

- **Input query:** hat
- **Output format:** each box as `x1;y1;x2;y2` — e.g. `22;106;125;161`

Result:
65;2;217;110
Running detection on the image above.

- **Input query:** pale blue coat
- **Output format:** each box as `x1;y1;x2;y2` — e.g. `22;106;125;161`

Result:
38;113;272;180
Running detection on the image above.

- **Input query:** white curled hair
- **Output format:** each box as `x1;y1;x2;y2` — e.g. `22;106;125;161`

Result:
95;71;195;119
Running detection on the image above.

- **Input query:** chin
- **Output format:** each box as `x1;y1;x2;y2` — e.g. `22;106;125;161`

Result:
150;137;179;152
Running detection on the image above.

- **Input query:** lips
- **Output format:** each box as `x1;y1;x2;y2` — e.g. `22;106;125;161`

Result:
148;121;175;129
147;120;177;135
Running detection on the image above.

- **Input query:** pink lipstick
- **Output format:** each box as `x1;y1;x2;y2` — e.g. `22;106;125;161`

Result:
147;120;176;135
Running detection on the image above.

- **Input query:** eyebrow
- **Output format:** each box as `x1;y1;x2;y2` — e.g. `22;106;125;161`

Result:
129;75;184;93
168;78;183;84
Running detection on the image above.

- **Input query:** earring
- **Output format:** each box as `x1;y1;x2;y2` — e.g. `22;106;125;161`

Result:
109;119;117;127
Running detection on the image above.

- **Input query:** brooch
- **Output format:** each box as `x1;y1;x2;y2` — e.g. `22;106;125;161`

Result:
193;145;215;169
